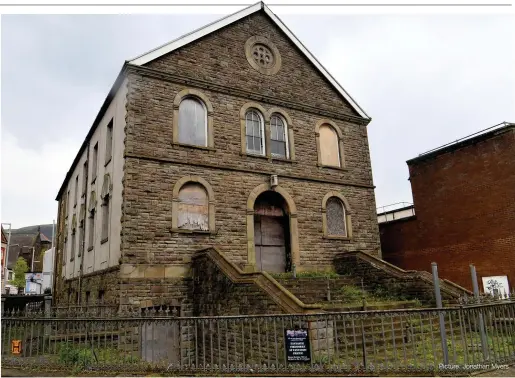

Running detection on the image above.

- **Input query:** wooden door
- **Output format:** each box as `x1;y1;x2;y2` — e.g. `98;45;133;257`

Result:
254;215;287;273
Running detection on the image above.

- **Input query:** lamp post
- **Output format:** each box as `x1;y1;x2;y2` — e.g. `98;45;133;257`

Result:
1;223;12;293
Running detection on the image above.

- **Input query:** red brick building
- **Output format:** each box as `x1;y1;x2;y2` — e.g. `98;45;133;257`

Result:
379;122;515;291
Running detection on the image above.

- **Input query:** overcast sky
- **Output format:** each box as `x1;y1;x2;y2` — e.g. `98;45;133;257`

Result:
1;9;514;229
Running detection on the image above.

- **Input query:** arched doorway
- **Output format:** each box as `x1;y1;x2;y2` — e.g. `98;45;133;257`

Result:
253;191;291;273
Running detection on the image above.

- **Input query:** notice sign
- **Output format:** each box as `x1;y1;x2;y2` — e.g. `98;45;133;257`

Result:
285;328;311;363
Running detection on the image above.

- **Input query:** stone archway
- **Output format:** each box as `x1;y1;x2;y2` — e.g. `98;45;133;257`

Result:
245;184;299;272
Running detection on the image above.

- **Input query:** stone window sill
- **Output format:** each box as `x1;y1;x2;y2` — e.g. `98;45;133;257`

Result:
324;235;351;241
101;237;108;245
104;157;112;167
173;143;216;152
87;246;94;252
240;152;268;160
271;156;296;164
170;228;214;235
318;164;348;172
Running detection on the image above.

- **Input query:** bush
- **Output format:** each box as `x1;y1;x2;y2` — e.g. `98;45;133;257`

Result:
339;285;365;302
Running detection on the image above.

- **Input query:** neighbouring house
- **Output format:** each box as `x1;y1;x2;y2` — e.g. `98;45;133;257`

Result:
379;122;515;292
8;227;52;274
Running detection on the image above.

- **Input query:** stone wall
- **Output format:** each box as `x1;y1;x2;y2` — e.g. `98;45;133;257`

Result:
144;12;361;118
334;252;463;305
58;267;120;306
119;276;193;314
122;156;379;271
192;251;284;316
120;8;380;280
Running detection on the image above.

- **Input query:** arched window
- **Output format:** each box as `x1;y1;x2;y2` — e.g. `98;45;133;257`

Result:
322;192;352;239
319;124;340;167
245;110;265;155
178;97;207;146
177;183;209;231
270;114;289;158
326;197;347;236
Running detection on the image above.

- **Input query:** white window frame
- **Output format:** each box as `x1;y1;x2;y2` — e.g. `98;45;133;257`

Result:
245;109;265;156
270;113;289;159
178;96;208;147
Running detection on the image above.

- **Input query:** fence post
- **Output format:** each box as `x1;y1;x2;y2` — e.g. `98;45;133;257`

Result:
44;295;52;336
470;264;489;361
431;262;449;365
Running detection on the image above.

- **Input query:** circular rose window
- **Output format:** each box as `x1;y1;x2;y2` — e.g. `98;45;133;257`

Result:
252;44;274;68
245;36;281;75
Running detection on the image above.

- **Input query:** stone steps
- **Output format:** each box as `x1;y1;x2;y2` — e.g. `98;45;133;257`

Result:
275;276;424;310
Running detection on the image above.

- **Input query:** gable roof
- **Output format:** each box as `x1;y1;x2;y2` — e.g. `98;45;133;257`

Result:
56;2;370;201
129;1;370;120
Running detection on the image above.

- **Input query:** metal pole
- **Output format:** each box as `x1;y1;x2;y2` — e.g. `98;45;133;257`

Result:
470;264;489;361
2;223;12;292
50;219;55;291
31;247;35;272
432;262;449;365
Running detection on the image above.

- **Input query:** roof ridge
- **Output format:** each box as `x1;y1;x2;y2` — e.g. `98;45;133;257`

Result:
128;2;263;63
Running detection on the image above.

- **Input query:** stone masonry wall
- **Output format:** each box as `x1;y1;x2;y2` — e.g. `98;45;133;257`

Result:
144;11;361;118
334;253;458;305
59;267;120;306
118;8;379;306
192;252;284;316
124;72;373;187
122;158;379;270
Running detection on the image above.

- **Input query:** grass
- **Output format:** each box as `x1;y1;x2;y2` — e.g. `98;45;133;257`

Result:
56;342;141;373
336;284;420;306
271;271;341;279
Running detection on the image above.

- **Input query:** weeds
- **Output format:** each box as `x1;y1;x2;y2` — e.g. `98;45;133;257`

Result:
271;271;340;279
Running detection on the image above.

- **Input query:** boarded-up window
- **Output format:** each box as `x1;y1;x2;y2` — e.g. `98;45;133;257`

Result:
320;124;340;167
327;197;347;236
246;110;265;155
177;183;209;231
178;98;207;146
92;143;98;181
101;196;109;241
78;221;84;257
70;230;76;261
270;114;288;158
105;119;113;164
88;210;95;248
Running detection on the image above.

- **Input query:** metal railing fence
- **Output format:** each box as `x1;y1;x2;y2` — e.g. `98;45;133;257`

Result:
1;301;514;375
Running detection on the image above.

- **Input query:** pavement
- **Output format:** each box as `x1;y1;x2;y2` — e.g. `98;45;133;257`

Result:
2;365;515;377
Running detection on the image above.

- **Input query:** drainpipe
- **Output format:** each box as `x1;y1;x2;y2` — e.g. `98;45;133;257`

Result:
78;144;90;306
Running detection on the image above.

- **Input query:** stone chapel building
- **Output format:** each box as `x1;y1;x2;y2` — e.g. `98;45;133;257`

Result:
53;2;380;310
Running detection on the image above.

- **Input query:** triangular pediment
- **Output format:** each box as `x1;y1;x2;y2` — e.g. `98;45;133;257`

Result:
129;2;369;120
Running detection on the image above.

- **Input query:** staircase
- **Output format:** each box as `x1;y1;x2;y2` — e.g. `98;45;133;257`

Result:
191;248;470;316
